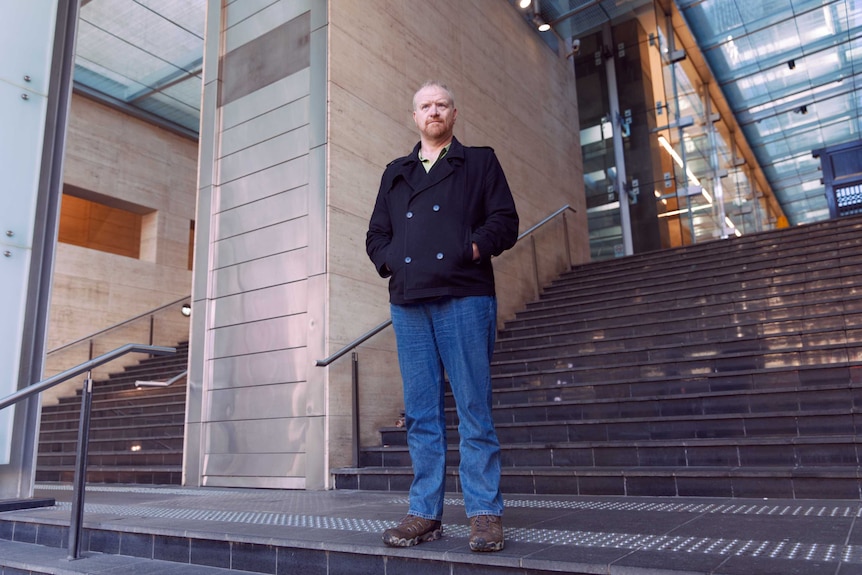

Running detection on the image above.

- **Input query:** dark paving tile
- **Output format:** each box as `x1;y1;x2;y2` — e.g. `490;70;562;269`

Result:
328;550;385;575
154;535;190;562
190;538;230;568
713;556;838;575
232;541;276;574
88;528;120;554
119;531;153;558
35;523;66;548
521;542;631;574
610;548;728;574
676;513;854;544
11;522;36;544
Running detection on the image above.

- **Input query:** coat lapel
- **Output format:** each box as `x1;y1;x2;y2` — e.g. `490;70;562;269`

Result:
407;138;465;201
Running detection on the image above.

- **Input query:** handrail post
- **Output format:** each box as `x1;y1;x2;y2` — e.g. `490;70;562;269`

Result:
67;372;94;560
531;235;540;297
352;352;360;468
563;210;572;269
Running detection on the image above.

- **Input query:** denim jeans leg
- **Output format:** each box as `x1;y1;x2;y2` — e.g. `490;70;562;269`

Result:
390;303;447;520
433;296;504;518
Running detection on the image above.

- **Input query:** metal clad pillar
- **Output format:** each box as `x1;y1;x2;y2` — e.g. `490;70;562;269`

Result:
0;0;77;497
603;23;634;256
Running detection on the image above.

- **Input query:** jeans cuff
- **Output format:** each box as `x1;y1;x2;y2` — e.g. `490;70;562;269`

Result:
466;510;503;518
408;510;443;521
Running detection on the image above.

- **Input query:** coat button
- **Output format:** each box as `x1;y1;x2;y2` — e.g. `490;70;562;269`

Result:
432;204;440;212
436;252;444;260
405;256;412;263
406;211;413;218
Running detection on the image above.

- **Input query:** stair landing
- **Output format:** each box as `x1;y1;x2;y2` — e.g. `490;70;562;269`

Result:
3;484;862;575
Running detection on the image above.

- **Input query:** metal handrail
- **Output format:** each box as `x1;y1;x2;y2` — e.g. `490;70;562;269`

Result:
314;204;577;366
518;204;576;241
0;343;176;561
0;343;176;410
46;295;189;355
315;321;392;367
135;368;188;388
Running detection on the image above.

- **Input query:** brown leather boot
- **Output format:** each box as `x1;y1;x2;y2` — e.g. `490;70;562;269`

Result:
382;515;443;547
469;515;504;552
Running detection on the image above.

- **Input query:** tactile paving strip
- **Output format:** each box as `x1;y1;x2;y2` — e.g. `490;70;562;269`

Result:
37;486;862;518
45;498;862;565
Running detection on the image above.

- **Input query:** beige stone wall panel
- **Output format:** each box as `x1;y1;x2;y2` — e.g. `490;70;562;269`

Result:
325;0;587;469
47;94;195;404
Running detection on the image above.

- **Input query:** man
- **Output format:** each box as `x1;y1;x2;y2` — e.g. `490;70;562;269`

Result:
366;81;519;552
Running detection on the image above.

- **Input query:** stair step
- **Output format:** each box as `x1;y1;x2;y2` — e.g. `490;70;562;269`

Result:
332;464;862;499
37;339;189;486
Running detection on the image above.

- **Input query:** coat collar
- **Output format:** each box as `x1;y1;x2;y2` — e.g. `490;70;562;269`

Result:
394;137;465;197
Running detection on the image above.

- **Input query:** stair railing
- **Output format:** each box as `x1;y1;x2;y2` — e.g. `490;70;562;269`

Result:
44;295;190;383
135;369;188;388
315;204;577;467
0;343;176;561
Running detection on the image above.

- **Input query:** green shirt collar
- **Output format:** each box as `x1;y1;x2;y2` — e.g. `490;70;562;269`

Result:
418;143;451;172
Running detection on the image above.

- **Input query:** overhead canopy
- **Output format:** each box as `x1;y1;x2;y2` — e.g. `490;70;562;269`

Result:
73;0;861;225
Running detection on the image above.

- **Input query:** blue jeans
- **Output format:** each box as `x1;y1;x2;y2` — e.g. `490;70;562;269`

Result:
390;296;504;520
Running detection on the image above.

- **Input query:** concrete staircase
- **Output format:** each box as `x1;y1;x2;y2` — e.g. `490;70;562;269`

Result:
334;214;862;499
36;341;188;485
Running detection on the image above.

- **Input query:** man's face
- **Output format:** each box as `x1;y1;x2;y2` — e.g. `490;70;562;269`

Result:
413;85;457;142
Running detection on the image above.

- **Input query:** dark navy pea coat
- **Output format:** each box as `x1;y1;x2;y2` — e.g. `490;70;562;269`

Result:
366;137;519;305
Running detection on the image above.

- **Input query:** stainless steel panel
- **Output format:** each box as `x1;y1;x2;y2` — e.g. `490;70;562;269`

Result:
211;347;307;389
211;281;308;329
221;96;309;157
219;126;309;184
185;299;208;423
307;146;325;276
203;474;305;489
182;421;202;486
310;0;327;31
213;187;308;244
203;450;306;481
304;272;326;375
213;215;308;270
202;0;222;87
211;313;308;358
225;1;314;52
304;412;326;489
221;68;310;130
209;380;312;421
191;185;213;302
197;82;219;190
216;156;309;212
308;26;326;149
213;248;309;298
205;418;309;454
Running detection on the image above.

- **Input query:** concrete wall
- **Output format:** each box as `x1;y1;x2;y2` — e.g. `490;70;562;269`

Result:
327;1;587;462
43;94;196;404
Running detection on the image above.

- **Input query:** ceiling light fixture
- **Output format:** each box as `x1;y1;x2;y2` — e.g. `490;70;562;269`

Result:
519;0;532;8
533;14;550;31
